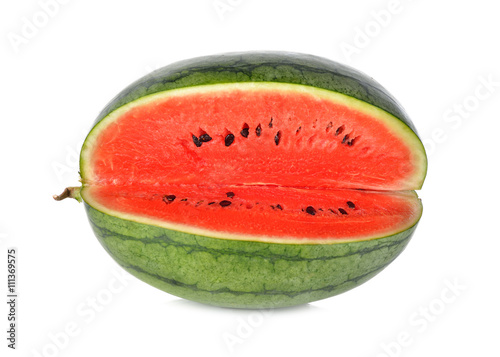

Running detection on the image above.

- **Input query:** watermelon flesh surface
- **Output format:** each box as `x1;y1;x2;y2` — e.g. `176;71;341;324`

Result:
81;83;423;243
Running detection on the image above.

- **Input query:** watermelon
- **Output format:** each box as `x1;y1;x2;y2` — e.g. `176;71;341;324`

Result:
55;52;427;309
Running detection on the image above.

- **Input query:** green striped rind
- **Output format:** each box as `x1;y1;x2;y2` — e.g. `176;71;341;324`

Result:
85;204;417;309
93;51;418;133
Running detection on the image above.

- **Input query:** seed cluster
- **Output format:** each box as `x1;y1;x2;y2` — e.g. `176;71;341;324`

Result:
304;203;355;216
334;125;357;146
191;120;286;148
191;119;359;148
163;193;356;216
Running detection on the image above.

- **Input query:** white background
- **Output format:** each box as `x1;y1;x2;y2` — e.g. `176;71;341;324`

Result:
1;0;499;356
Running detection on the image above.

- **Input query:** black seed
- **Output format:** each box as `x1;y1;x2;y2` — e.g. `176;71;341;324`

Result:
180;198;188;202
199;134;212;142
208;202;215;205
348;137;357;146
268;117;273;128
226;192;235;198
225;133;235;146
296;126;302;135
220;200;232;207
328;208;337;214
338;208;348;215
192;135;202;147
270;205;275;210
326;122;333;132
342;134;350;144
347;201;355;209
335;126;345;136
274;131;281;146
306;206;316;215
276;204;283;210
196;200;204;206
256;124;262;137
318;208;323;211
163;195;176;204
240;127;249;138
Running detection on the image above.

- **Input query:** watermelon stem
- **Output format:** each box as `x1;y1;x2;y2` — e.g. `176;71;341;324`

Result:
53;186;82;203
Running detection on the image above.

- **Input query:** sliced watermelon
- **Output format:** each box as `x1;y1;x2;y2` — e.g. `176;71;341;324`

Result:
59;52;427;308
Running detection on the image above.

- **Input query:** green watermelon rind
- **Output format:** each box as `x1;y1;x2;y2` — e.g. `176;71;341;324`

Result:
86;203;418;309
94;51;417;132
83;51;427;186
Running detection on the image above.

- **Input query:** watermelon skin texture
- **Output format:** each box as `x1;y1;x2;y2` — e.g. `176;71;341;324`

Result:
91;51;418;134
86;204;417;308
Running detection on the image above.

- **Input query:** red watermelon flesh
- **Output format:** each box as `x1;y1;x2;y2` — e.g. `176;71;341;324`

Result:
81;83;424;243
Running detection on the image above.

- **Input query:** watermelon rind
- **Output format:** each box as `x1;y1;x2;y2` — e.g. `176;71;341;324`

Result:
86;203;418;309
95;51;417;133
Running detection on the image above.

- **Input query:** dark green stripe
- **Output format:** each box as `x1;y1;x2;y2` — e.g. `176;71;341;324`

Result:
89;218;413;263
122;259;392;298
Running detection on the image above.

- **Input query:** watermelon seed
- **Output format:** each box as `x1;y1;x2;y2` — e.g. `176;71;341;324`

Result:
276;204;283;210
256;124;262;137
192;135;202;147
226;192;235;198
347;137;358;146
296;126;302;135
225;133;235;146
195;200;204;206
199;134;212;142
274;131;282;146
342;134;350;144
180;198;188;202
335;125;345;136
306;206;316;215
208;202;215;205
220;200;232;207
268;117;273;128
318;208;323;211
240;123;249;138
338;208;348;215
328;208;337;214
347;201;355;209
163;195;176;204
326;122;333;133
